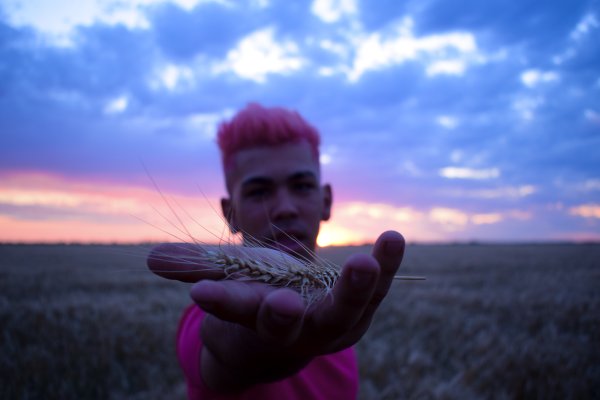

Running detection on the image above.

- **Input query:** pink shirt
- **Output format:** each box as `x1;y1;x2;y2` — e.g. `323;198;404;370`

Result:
177;304;359;400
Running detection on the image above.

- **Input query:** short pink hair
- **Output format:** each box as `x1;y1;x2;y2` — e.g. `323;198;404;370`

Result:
217;103;321;170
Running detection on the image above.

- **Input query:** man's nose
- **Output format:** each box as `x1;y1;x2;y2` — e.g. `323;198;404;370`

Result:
270;189;299;220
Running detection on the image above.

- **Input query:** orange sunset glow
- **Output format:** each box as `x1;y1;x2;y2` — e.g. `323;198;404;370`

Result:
3;170;597;245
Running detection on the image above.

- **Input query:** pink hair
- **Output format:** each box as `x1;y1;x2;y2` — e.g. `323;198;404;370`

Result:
217;103;321;170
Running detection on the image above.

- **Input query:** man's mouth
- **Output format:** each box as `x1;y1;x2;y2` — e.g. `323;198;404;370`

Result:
271;232;307;256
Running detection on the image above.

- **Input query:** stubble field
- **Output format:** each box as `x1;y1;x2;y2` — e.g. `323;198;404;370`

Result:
1;243;599;399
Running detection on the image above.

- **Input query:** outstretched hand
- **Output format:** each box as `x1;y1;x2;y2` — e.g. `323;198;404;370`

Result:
147;230;405;392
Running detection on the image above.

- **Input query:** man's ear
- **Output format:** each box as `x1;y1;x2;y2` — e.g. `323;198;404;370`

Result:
220;197;238;233
321;184;333;221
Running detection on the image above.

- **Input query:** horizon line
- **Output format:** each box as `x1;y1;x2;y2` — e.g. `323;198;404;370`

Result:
2;239;599;247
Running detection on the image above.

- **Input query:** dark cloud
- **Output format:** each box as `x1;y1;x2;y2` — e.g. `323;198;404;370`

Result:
0;203;128;223
146;0;328;62
0;22;156;113
414;0;593;46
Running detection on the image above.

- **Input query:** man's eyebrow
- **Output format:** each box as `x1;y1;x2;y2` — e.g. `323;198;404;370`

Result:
289;171;318;180
240;171;318;188
241;176;273;187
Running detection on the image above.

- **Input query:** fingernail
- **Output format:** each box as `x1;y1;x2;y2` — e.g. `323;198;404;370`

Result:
351;269;374;290
196;299;217;313
190;281;220;313
384;239;404;255
269;309;296;326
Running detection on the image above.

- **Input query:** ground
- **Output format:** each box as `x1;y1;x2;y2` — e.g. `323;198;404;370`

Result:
1;243;598;399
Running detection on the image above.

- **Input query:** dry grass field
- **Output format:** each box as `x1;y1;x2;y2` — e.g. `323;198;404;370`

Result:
1;243;599;399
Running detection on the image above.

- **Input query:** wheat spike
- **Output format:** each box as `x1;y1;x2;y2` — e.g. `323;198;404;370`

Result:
148;242;424;304
149;243;339;302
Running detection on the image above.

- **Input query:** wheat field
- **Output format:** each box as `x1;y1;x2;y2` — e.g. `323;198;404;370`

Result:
1;243;598;399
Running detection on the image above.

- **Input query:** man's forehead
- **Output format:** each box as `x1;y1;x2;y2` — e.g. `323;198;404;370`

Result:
225;142;320;190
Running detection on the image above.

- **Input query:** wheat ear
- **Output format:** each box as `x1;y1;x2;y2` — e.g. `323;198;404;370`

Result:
148;243;424;304
148;244;338;302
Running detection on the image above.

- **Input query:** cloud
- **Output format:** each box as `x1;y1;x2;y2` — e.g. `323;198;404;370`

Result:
471;213;503;225
443;185;537;200
213;27;305;82
0;170;230;242
429;207;469;228
344;17;478;81
358;0;411;30
426;60;466;76
520;69;560;88
415;0;592;50
151;63;195;90
1;0;153;46
512;96;544;121
570;12;599;41
437;115;459;129
319;200;538;244
104;95;129;114
149;1;252;59
569;204;600;219
183;109;234;139
311;0;357;23
579;179;600;191
584;109;600;125
0;171;148;218
439;167;500;180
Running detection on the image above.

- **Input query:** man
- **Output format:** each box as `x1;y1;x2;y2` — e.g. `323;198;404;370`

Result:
148;103;405;399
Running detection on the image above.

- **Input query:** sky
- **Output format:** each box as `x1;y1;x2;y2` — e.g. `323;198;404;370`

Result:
0;0;599;245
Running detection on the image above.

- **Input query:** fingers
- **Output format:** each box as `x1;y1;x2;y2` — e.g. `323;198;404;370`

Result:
191;281;305;344
200;289;310;388
310;254;380;342
256;289;305;346
190;280;266;328
370;230;405;308
349;231;405;336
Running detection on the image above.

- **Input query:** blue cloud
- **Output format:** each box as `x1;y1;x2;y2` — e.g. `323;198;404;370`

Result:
358;0;411;31
415;0;593;44
148;2;255;60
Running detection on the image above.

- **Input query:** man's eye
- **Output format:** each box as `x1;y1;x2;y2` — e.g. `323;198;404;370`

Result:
246;187;269;199
294;182;316;192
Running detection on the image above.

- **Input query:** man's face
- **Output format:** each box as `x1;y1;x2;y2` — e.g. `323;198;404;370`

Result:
221;141;332;260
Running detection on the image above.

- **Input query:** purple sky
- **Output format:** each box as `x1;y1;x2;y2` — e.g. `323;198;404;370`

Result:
0;0;599;244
